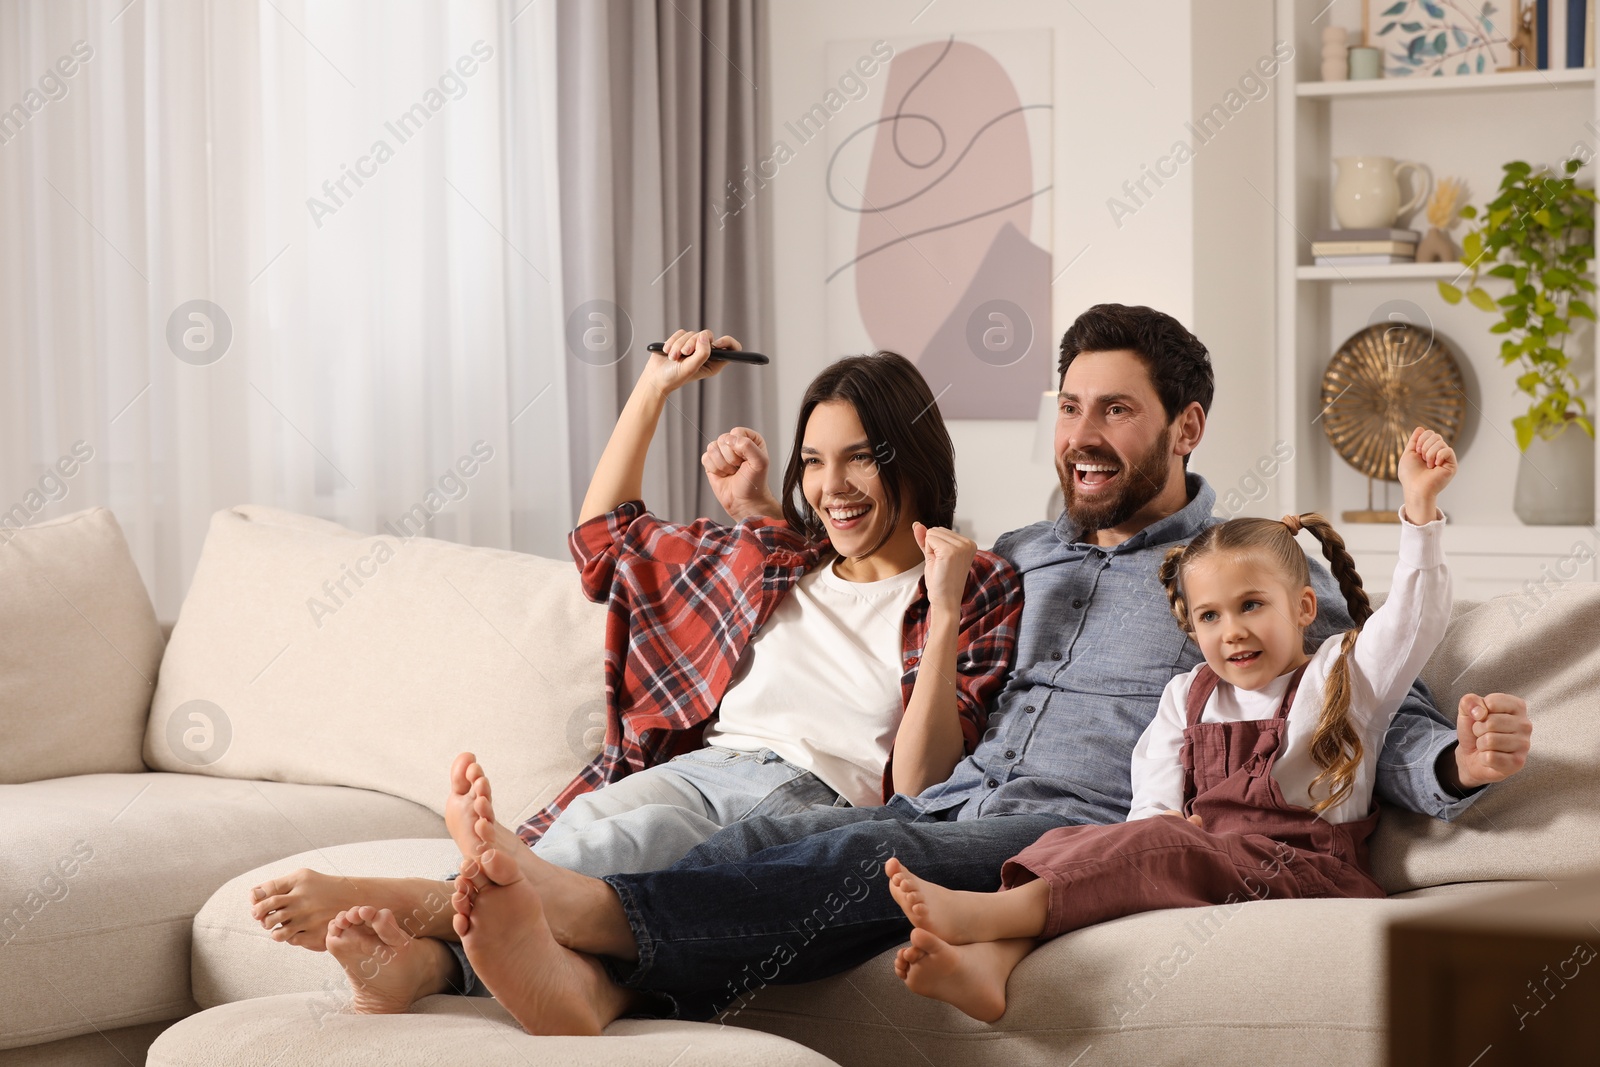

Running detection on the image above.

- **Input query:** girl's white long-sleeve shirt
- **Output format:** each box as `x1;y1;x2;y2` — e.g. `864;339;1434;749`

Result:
1127;514;1451;825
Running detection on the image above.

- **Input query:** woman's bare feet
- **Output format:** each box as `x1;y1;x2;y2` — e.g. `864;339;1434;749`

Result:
452;848;635;1036
885;857;1047;945
325;905;458;1014
893;927;1035;1023
249;871;455;950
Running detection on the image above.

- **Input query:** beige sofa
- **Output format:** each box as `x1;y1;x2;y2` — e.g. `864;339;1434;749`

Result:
3;506;1596;1066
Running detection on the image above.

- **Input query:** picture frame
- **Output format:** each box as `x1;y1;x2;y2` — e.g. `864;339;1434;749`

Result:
1364;0;1513;76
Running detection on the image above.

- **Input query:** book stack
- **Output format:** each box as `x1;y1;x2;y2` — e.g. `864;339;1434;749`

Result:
1312;228;1418;267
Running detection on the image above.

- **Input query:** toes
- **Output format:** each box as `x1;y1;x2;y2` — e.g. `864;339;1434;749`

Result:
369;908;411;948
458;858;489;892
251;894;290;921
450;752;477;794
452;910;471;938
478;848;521;886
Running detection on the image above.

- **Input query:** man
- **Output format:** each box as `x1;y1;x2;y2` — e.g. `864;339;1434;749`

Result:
340;304;1533;1033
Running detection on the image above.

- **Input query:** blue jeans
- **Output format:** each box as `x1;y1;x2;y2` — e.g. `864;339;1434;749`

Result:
445;747;845;996
599;803;1077;1019
533;746;846;876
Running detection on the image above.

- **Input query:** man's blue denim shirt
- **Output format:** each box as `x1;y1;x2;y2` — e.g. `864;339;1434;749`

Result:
902;473;1483;825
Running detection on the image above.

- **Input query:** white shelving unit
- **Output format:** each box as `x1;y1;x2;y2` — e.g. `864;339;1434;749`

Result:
1273;0;1599;599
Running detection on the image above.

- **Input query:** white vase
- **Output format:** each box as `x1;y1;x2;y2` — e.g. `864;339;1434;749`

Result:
1513;421;1596;525
1333;156;1430;229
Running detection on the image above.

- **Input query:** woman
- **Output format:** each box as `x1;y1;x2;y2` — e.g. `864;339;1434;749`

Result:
248;329;1022;959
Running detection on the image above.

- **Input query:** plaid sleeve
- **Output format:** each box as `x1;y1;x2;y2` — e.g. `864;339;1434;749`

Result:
880;548;1024;802
568;500;806;600
529;502;814;841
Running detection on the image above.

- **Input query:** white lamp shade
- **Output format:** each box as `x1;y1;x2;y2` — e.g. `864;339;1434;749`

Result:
1032;391;1058;464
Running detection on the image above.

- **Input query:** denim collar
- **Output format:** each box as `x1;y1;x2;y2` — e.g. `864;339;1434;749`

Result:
1052;472;1216;554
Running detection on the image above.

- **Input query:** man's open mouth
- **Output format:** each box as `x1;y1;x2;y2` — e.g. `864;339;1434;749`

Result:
1073;462;1120;489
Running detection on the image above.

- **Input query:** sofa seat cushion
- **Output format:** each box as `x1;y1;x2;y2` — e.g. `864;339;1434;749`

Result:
148;997;839;1066
733;881;1520;1067
0;773;445;1050
189;841;1526;1067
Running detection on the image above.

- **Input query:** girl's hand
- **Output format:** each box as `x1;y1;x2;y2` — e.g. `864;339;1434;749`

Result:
1398;425;1456;523
644;329;733;399
914;523;978;616
703;427;782;522
1161;809;1205;828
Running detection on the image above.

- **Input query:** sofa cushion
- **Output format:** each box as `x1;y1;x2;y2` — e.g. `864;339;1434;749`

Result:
148;997;840;1066
735;881;1512;1067
145;505;605;829
188;840;1516;1067
0;507;164;783
0;773;444;1050
1371;583;1600;893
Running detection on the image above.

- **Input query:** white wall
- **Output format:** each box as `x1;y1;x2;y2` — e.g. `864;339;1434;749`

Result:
762;0;1276;545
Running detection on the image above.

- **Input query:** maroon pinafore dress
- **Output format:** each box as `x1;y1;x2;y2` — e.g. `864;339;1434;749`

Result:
1001;664;1386;939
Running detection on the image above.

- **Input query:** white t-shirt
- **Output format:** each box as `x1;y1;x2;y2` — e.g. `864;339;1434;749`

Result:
1127;514;1450;825
703;558;926;807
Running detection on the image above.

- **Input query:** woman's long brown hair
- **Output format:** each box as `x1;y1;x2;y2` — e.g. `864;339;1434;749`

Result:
1158;513;1372;814
779;352;956;559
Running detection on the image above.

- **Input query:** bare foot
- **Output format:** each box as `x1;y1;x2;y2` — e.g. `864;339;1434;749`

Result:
447;751;491;861
893;927;1033;1023
325;905;456;1014
249;871;455;950
452;848;634;1036
885;858;1046;945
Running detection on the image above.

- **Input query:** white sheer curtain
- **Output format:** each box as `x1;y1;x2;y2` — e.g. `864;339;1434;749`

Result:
0;0;570;619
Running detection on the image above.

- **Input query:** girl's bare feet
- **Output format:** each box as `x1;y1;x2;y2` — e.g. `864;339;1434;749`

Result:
452;848;636;1036
249;871;454;950
893;927;1035;1023
885;857;1048;945
325;905;457;1014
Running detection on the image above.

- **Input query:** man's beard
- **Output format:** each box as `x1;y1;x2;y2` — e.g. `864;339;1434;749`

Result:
1056;430;1174;532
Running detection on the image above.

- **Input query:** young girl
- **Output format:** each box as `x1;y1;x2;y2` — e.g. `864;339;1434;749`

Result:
248;329;1022;954
882;426;1457;1023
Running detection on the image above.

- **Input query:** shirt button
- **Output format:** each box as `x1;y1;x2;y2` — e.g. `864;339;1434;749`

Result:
986;779;998;788
1072;599;1083;608
1024;705;1036;714
1004;750;1016;759
1053;650;1062;659
906;655;919;666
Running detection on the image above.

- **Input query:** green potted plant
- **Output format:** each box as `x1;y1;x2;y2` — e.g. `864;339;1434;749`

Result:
1439;158;1596;525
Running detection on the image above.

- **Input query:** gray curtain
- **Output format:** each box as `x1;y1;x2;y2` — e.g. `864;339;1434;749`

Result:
556;0;771;523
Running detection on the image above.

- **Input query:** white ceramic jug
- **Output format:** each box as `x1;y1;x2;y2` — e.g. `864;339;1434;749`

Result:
1333;156;1431;229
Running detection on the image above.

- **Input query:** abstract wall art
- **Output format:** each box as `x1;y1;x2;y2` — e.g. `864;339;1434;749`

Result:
825;32;1054;419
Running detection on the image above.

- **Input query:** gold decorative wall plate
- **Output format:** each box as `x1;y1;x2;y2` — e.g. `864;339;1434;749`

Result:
1321;323;1466;482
